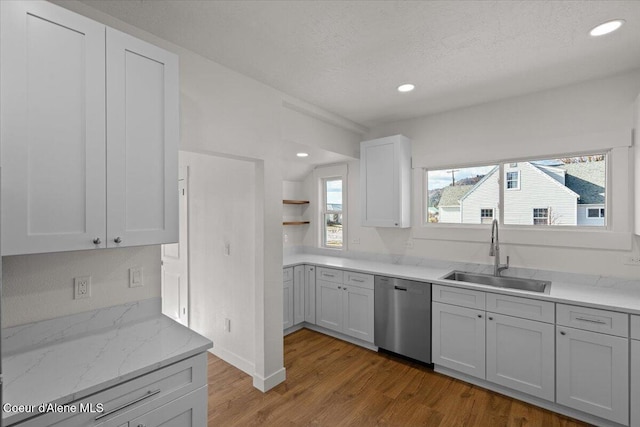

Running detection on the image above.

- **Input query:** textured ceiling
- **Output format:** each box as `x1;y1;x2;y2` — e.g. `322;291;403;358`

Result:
78;0;640;128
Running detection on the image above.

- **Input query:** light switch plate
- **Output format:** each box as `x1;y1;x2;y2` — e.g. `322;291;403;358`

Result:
129;267;144;288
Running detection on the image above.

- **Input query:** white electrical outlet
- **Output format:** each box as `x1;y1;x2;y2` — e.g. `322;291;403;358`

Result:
623;256;640;266
224;318;231;332
74;276;91;299
129;267;144;288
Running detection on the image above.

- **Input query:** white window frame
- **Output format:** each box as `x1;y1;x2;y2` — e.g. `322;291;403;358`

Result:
480;208;494;224
533;208;549;225
322;177;343;249
413;147;632;251
313;164;348;251
506;170;520;190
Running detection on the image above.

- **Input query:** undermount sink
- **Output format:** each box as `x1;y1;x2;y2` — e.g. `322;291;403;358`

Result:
442;271;551;294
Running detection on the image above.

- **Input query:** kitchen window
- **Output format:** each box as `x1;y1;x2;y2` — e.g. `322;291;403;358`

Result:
314;163;347;250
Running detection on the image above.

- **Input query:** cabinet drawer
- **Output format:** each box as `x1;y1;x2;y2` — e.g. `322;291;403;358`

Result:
432;285;485;309
486;293;554;323
632;315;640;340
283;267;293;282
18;353;207;427
557;304;628;337
316;267;344;284
344;271;374;289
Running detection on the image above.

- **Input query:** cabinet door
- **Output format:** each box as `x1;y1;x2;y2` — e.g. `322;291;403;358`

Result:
343;285;374;343
304;265;316;324
316;280;343;333
283;279;294;330
1;0;106;255
632;340;639;427
128;386;207;427
486;313;555;401
106;28;179;248
293;265;305;325
432;302;485;379
556;327;629;425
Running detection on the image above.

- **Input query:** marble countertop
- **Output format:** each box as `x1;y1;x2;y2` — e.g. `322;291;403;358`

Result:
284;253;640;315
1;298;213;425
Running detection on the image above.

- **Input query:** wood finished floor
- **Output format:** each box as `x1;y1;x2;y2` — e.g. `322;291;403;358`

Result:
207;328;588;426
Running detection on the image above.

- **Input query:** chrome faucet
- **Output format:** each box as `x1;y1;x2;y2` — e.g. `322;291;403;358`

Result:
490;219;509;276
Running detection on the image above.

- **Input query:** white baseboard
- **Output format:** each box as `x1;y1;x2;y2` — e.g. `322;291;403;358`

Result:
303;323;379;352
253;367;286;392
209;347;254;376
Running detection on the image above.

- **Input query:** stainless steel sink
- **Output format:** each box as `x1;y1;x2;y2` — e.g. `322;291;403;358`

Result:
442;271;551;294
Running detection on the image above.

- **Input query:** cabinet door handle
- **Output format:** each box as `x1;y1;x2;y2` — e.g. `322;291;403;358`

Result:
343;287;347;291
574;317;607;325
352;278;365;283
323;273;335;277
560;331;566;335
338;286;341;290
477;314;482;318
95;389;161;420
488;317;494;321
394;286;407;291
114;237;122;244
93;237;101;245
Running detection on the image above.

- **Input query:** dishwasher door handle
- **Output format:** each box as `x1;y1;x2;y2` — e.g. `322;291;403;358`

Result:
394;286;408;291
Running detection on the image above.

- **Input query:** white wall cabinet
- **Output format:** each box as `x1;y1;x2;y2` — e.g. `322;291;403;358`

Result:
360;135;411;228
556;326;629;425
432;301;486;379
486;312;555;401
0;0;178;255
316;269;375;343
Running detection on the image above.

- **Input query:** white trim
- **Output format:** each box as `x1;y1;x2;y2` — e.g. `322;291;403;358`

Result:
253;367;286;392
208;347;255;377
505;170;521;190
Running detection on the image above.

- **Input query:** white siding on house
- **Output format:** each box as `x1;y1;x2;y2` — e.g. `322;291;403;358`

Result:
577;204;606;226
503;163;577;225
461;170;499;224
440;206;462;223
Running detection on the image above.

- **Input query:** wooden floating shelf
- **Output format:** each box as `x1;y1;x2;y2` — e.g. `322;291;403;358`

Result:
283;221;310;225
283;200;309;205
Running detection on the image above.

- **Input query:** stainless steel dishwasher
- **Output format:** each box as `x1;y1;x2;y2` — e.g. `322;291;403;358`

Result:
374;276;431;364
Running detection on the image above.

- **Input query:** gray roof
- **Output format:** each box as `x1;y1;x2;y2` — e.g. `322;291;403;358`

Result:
560;161;605;204
437;185;473;207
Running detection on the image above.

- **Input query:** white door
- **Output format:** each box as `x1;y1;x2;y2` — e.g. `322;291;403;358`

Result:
631;340;639;427
432;302;486;379
106;27;179;248
486;313;555;401
343;285;374;343
161;169;189;326
283;279;294;330
293;265;305;325
1;0;106;255
304;265;316;324
556;327;629;425
316;280;343;333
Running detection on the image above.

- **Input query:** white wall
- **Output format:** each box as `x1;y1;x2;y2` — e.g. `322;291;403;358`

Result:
2;246;160;327
183;151;256;374
347;70;640;279
283;181;309;249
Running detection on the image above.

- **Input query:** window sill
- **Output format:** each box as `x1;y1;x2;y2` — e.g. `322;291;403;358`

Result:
412;224;632;251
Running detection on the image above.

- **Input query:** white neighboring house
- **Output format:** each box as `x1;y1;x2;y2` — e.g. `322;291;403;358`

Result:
436;160;605;226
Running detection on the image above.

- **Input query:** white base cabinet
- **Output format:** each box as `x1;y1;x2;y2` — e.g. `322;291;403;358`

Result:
293;265;305;325
632;339;639;427
283;267;294;330
304;265;316;324
432;301;486;379
556;327;629;425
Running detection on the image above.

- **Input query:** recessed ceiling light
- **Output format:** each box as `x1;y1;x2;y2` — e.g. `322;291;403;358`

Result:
589;19;624;37
296;152;309;158
397;83;415;93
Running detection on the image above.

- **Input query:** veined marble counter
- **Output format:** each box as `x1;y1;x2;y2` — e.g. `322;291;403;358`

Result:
284;253;640;315
1;298;213;425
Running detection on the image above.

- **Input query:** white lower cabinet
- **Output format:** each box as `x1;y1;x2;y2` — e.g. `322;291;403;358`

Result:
126;386;207;427
432;301;486;379
293;265;305;325
316;270;375;343
304;265;316;324
486;312;555;401
283;265;316;331
283;267;294;330
631;339;639;427
556;326;629;425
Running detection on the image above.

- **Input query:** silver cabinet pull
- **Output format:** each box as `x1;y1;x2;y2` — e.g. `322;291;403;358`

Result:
394;286;407;291
114;237;122;244
352;278;365;283
488;317;494;320
323;273;335;277
93;238;101;245
477;314;482;318
95;389;160;420
560;331;567;335
575;317;607;325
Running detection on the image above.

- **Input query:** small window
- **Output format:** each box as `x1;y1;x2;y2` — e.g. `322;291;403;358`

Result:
587;208;605;218
480;208;494;224
322;178;343;249
533;208;549;225
506;171;520;190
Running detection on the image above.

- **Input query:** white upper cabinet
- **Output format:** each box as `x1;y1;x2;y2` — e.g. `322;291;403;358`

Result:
106;28;179;248
0;1;178;255
360;135;411;228
1;1;107;254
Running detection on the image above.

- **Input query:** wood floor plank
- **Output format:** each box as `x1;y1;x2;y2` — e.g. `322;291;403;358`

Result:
207;329;589;427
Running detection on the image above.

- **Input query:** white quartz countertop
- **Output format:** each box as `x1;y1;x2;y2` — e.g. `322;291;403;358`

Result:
1;299;212;425
284;254;640;315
